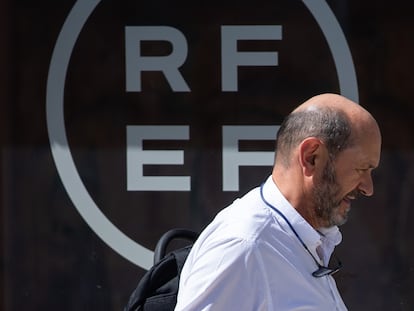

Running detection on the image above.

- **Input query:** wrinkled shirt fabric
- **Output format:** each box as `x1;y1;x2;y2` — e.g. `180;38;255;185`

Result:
175;176;347;311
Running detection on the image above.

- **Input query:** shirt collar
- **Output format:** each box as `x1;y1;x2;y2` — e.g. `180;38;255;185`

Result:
318;226;342;264
262;176;342;261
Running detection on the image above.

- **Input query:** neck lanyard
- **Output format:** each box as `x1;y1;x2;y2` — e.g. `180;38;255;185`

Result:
259;182;342;277
260;183;326;266
260;183;315;256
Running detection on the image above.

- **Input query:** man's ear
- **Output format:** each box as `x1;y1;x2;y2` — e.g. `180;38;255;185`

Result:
299;137;322;177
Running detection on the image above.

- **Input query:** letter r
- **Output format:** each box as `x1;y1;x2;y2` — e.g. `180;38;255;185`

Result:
125;26;190;92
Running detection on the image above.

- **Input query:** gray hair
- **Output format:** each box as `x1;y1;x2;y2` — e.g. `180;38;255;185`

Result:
275;107;352;166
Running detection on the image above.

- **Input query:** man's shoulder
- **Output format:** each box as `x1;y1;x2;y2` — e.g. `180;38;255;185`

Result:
200;187;280;247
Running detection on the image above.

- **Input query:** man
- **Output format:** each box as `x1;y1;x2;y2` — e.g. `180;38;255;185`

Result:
175;93;382;310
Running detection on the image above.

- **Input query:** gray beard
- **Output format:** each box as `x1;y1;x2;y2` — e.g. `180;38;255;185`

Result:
312;159;343;226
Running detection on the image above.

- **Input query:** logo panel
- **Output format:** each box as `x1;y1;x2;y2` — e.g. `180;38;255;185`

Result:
47;0;358;269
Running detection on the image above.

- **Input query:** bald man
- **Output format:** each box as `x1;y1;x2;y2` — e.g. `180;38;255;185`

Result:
175;94;382;311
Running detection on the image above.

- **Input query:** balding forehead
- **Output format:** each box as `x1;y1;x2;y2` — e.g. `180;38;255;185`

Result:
294;93;357;112
293;94;377;127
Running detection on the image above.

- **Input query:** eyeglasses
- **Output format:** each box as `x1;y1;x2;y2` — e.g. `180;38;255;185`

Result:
293;229;343;277
260;183;343;278
309;252;342;278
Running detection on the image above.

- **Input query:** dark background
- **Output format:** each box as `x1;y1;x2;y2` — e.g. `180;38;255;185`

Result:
1;0;413;310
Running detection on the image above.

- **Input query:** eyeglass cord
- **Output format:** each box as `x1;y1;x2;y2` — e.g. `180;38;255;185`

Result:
260;182;341;277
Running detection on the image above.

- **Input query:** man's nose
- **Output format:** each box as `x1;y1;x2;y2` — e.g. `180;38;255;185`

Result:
359;172;374;197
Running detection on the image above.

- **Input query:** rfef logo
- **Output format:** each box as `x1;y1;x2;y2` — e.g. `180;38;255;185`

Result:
47;0;358;269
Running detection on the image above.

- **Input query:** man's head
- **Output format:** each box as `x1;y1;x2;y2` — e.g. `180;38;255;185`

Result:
272;93;382;228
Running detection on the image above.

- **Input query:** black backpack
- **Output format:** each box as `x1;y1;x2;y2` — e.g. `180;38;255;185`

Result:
124;229;198;311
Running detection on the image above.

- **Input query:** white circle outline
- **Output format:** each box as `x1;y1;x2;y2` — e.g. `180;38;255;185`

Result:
46;0;358;270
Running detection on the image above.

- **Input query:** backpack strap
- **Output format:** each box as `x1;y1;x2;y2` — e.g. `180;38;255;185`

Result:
154;228;199;264
124;229;198;311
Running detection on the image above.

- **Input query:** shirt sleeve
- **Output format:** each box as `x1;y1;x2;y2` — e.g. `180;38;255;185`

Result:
175;236;269;311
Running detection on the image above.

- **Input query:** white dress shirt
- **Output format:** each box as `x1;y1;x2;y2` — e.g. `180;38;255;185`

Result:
175;176;347;311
